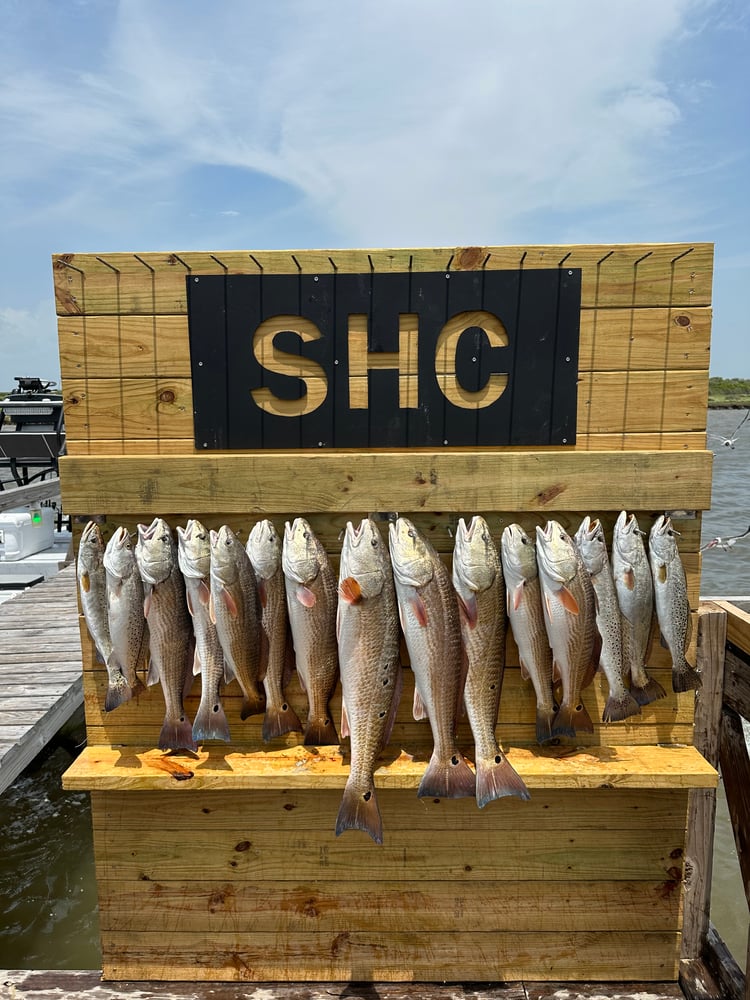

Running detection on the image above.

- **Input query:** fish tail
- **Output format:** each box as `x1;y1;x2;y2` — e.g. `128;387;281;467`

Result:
192;698;231;743
475;752;530;808
672;662;702;693
630;674;667;705
158;712;197;752
535;707;557;745
335;781;383;845
304;713;339;746
240;689;266;721
262;700;303;742
417;751;476;800
552;701;595;738
602;690;642;723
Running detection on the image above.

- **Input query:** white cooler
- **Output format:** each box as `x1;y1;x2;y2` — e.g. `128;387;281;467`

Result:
0;507;56;561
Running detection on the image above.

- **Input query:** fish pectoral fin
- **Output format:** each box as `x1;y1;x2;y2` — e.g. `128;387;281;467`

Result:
339;576;363;605
552;659;562;683
660;631;669;649
80;571;90;594
519;658;530;682
223;656;235;684
296;585;317;608
409;593;429;628
413;686;429;721
146;658;160;686
186;590;195;618
556;585;579;615
623;567;636;591
257;578;267;609
457;592;478;628
193;649;202;676
208;592;217;625
197;579;210;606
143;584;153;618
221;585;239;618
657;563;668;584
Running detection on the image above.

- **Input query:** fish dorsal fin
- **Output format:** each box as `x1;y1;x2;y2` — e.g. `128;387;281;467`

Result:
556;585;579;615
413;686;429;721
686;613;693;647
457;592;478;628
381;666;403;749
339;576;362;605
624;567;636;591
296;585;317;608
221;585;239;617
257;578;267;609
409;593;428;628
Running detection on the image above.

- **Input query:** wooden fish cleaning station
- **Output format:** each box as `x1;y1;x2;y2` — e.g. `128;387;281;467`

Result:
50;242;748;994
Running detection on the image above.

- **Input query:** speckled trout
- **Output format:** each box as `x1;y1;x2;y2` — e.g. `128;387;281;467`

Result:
103;526;147;712
389;517;475;800
135;518;195;752
247;519;302;742
453;516;529;807
500;524;556;745
649;514;701;693
77;521;112;668
282;518;339;746
336;518;402;843
575;516;641;723
612;511;666;706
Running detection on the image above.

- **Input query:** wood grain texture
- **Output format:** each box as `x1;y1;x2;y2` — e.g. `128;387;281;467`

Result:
62;743;717;792
58;450;713;514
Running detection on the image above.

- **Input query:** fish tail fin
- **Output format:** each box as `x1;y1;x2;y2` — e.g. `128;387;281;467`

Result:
262;700;303;742
552;701;594;738
240;689;266;721
304;713;339;746
158;713;197;752
602;690;642;723
535;707;557;745
630;674;667;705
192;698;231;743
475;752;530;808
417;751;476;799
335;781;383;844
672;662;702;693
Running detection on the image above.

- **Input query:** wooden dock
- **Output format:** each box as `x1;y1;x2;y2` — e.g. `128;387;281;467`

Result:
0;563;82;796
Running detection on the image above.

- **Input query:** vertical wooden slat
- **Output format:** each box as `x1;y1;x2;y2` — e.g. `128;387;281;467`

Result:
681;604;727;959
719;705;750;903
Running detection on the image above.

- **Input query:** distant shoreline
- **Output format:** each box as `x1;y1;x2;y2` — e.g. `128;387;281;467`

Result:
708;402;750;409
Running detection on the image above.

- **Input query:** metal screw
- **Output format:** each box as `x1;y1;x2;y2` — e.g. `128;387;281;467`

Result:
471;356;477;362
314;276;319;282
445;273;450;279
198;361;204;367
203;442;208;448
562;437;568;443
568;270;573;275
318;441;323;447
443;439;448;445
334;359;339;366
194;277;200;283
565;356;571;362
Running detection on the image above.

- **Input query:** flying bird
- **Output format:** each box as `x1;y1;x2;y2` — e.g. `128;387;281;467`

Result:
700;525;750;553
707;409;750;449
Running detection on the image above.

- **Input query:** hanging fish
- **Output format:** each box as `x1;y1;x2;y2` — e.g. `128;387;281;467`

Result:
103;526;147;712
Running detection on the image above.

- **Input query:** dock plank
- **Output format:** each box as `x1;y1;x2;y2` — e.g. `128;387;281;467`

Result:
0;564;83;795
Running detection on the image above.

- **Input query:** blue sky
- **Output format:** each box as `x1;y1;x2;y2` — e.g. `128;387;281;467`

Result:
1;0;748;388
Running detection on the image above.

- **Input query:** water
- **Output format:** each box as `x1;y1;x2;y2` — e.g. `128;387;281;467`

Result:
1;409;749;973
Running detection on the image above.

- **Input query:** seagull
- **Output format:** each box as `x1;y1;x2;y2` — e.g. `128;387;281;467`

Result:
700;525;750;552
707;408;750;449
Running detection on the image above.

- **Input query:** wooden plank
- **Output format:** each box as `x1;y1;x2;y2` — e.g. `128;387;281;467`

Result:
698;922;747;1000
92;787;689;832
713;601;750;659
52;243;713;315
724;649;750;725
96;878;680;934
59;370;708;444
681;605;727;960
58;450;713;514
58;307;712;380
0;476;62;512
96;928;681;981
62;743;717;792
719;706;750;905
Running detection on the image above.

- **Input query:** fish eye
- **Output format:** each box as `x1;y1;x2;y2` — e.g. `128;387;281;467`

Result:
408;529;416;539
482;531;489;543
521;536;528;545
371;537;378;547
303;531;311;541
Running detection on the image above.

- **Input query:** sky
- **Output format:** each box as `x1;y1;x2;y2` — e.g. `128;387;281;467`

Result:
0;0;748;390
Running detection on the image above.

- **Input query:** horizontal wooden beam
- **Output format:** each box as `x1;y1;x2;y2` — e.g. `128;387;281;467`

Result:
62;743;717;792
59;450;712;515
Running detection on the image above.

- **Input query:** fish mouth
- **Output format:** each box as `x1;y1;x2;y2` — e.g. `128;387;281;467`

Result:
138;518;160;541
346;519;366;547
113;526;130;548
577;516;601;543
81;521;102;544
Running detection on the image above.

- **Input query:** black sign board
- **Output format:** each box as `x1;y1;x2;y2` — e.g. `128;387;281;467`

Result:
187;269;581;449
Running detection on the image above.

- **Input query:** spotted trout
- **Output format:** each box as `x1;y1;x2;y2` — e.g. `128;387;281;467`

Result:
575;517;641;723
102;526;147;712
536;520;599;739
247;519;302;742
282;518;339;745
336;518;402;843
177;519;230;743
209;525;265;720
612;511;666;706
500;524;556;744
453;516;529;807
77;520;112;667
135;518;195;752
389;517;475;800
649;514;701;693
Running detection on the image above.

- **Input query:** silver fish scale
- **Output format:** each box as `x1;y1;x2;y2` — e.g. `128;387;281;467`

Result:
582;552;630;703
613;532;654;689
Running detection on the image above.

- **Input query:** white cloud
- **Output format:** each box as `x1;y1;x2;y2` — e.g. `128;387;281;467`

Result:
0;301;60;391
